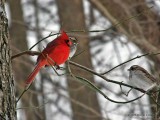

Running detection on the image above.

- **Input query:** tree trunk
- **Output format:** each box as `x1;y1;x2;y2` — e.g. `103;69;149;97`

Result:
89;0;160;119
0;1;16;120
8;0;41;119
56;0;102;120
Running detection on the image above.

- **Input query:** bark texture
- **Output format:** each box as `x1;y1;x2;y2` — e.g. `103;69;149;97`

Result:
0;1;15;120
8;0;41;119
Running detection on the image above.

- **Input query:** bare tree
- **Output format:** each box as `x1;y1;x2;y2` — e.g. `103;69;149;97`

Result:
0;1;16;120
8;0;41;119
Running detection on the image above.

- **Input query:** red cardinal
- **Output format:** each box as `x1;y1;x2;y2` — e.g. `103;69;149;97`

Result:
25;31;72;85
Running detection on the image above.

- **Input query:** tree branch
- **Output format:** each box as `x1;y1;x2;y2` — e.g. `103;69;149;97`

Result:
11;51;41;60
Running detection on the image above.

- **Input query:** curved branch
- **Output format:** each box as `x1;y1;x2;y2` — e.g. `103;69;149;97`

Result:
11;51;41;60
101;52;160;75
69;61;146;93
28;6;153;50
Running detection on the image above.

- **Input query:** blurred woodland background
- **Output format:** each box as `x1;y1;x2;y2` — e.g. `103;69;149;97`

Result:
2;0;160;120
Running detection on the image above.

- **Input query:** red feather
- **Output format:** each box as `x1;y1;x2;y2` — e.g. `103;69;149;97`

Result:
25;62;42;84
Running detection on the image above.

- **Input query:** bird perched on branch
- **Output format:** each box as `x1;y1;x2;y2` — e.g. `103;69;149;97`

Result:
25;30;72;85
128;65;159;91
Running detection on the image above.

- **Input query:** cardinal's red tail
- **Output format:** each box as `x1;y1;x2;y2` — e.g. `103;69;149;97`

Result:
25;63;42;85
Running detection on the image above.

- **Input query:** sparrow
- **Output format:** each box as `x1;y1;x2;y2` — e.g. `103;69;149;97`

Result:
128;65;159;91
69;37;78;59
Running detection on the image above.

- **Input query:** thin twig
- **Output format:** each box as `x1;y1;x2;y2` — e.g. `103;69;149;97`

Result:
120;81;133;96
71;50;86;59
16;101;49;110
16;83;32;103
12;51;41;60
69;61;146;93
101;52;160;75
67;6;153;33
29;32;60;50
29;6;153;50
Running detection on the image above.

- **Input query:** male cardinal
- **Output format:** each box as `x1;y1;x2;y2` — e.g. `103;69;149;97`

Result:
25;31;72;85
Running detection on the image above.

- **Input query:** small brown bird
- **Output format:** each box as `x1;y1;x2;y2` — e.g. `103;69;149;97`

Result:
128;65;159;91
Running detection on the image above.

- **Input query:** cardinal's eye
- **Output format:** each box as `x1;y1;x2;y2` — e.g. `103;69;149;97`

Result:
65;40;69;44
65;40;71;47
